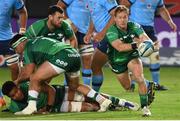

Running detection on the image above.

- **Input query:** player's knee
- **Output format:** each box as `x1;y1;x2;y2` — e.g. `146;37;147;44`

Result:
123;84;131;90
149;51;159;64
79;45;94;57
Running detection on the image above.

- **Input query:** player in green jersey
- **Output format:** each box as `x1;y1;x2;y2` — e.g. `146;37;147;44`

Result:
25;5;77;48
2;81;139;114
9;34;112;115
105;5;155;116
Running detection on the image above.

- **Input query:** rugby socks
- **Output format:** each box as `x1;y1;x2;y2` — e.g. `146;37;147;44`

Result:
82;69;92;85
92;75;103;92
28;90;38;107
139;94;148;108
150;63;160;85
87;89;105;104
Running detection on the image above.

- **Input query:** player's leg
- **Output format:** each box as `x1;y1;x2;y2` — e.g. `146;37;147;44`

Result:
100;93;140;111
143;26;167;91
15;61;64;115
60;101;99;112
91;39;109;92
128;58;151;116
78;32;94;85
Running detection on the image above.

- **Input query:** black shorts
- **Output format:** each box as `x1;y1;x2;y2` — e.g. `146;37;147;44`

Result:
141;25;157;42
0;39;15;55
76;31;93;45
97;38;108;54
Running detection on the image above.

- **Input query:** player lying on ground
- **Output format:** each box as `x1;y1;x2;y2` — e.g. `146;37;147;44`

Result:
2;81;139;114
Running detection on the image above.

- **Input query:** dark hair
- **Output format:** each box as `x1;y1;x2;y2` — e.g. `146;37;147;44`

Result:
48;5;64;15
2;81;16;96
114;5;129;17
9;34;25;48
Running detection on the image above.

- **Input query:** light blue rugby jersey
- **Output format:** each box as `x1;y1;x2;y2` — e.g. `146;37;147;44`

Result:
129;0;164;26
62;0;90;34
0;0;24;40
87;0;117;32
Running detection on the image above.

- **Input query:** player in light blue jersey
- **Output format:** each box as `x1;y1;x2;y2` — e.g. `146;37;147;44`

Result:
121;0;177;91
57;0;94;86
84;0;118;92
0;0;27;107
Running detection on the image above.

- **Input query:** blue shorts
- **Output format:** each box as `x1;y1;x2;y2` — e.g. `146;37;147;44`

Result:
97;38;108;54
0;39;15;55
76;31;92;45
141;25;157;42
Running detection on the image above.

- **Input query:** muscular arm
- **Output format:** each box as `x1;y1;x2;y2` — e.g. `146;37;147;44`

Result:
119;0;131;8
93;9;115;42
68;35;78;48
158;6;177;32
15;63;35;85
111;39;134;52
18;7;28;34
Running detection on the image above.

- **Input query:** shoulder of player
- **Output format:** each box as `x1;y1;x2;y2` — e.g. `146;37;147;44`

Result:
30;18;47;29
128;21;141;28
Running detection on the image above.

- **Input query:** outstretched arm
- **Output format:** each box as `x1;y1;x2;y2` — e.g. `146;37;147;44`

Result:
158;6;177;32
18;7;28;34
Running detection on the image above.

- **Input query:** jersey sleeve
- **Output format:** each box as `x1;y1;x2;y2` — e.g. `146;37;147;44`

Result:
9;100;26;113
25;19;46;39
61;0;73;6
106;25;119;44
62;21;74;39
133;23;145;36
157;0;164;8
14;0;24;10
101;0;117;13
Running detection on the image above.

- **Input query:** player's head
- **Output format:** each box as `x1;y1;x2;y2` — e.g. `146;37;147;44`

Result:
114;5;129;29
2;81;24;101
9;34;27;55
48;5;64;28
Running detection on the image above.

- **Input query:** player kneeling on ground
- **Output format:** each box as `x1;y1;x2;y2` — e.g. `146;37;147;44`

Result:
2;81;139;113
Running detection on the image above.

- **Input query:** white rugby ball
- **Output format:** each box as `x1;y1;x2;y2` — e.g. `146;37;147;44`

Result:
138;41;154;57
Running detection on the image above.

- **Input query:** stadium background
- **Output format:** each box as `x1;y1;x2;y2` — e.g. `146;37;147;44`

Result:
0;0;180;120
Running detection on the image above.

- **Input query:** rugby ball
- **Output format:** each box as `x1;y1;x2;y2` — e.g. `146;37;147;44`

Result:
138;41;154;57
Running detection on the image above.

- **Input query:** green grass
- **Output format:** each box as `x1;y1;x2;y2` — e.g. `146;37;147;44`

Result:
0;67;180;120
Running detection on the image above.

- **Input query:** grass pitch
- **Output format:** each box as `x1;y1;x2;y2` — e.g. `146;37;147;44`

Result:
0;67;180;120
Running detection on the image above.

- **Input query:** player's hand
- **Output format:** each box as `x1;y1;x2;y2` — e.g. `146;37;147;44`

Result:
153;41;160;52
84;33;92;44
14;79;19;85
92;31;105;42
168;21;177;32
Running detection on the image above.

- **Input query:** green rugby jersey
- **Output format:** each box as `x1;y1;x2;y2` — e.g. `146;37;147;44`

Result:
24;37;72;66
25;18;74;42
9;82;66;113
106;22;144;64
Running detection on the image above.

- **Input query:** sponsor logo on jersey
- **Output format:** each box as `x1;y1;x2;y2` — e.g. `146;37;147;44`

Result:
55;59;68;67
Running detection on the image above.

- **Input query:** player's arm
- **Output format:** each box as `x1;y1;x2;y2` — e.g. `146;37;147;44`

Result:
93;9;115;42
15;63;35;85
119;0;132;8
106;27;136;52
157;6;177;32
17;7;28;34
68;35;78;48
84;20;95;44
